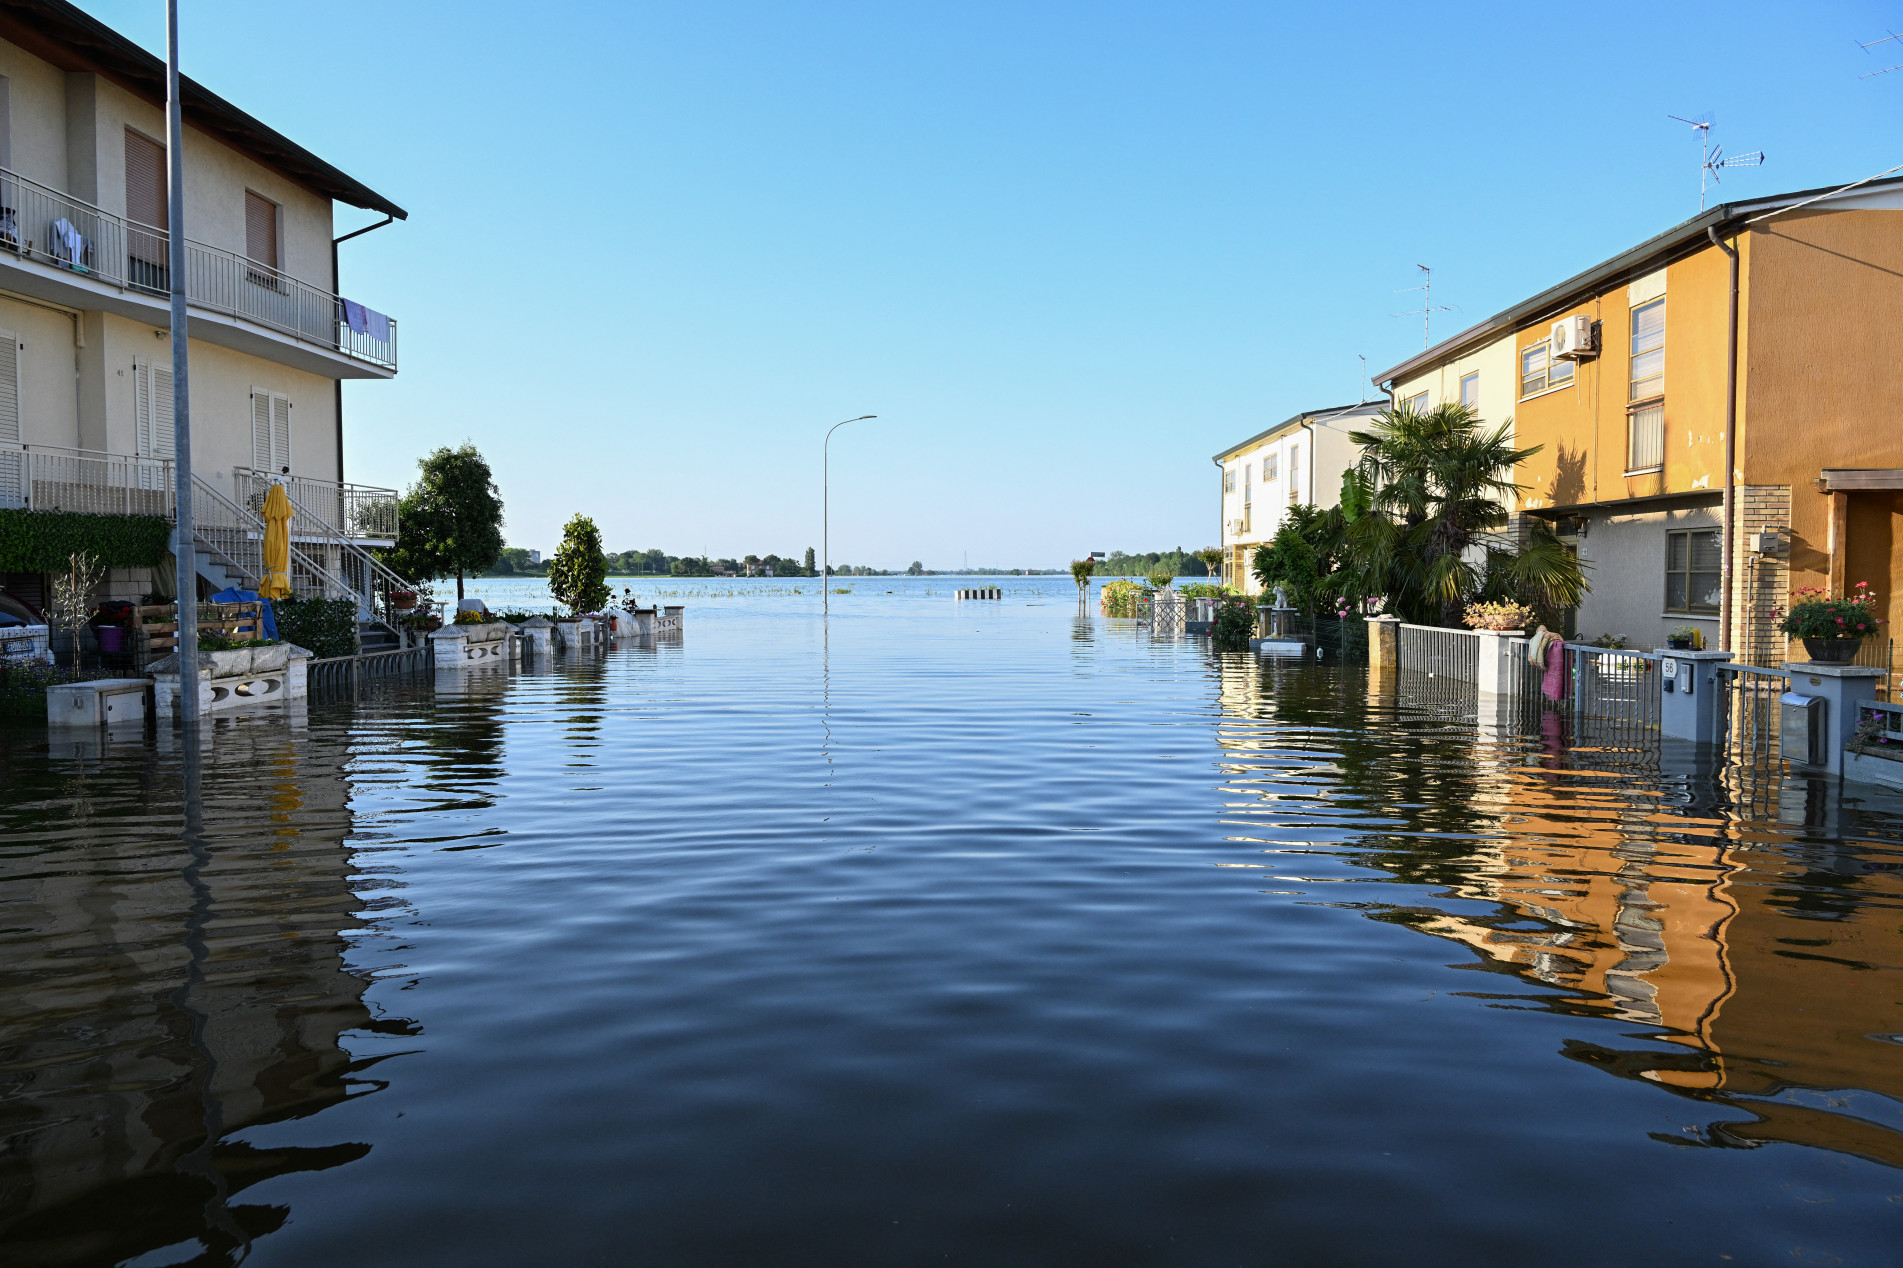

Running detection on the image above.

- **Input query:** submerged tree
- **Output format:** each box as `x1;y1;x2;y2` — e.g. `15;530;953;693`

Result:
549;514;611;614
386;444;505;601
1070;558;1095;595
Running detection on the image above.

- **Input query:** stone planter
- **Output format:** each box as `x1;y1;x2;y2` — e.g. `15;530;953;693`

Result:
428;621;518;668
517;617;555;661
1802;637;1863;664
148;644;312;718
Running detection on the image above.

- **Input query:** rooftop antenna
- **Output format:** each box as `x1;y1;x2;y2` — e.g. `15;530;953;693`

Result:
1357;353;1368;403
1668;112;1763;210
1857;29;1903;78
1391;265;1454;350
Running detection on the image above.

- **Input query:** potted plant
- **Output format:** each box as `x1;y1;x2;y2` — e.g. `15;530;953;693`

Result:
1777;582;1882;664
1461;600;1535;632
1666;625;1696;650
391;588;418;611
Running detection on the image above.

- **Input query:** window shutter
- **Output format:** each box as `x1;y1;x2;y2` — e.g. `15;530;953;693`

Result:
0;329;18;446
245;191;278;267
135;360;152;456
153;366;174;460
252;389;273;471
124;129;167;229
271;392;291;474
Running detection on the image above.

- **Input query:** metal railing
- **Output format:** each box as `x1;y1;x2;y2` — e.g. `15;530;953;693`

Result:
1715;662;1790;767
189;472;360;607
0;442;173;515
0;165;396;371
307;645;432;695
273;480;421;635
1398;622;1479;683
233;468;399;541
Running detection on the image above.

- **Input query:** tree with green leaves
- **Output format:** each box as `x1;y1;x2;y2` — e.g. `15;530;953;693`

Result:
1194;547;1223;577
1069;558;1095;595
549;514;611;614
385;444;505;601
803;547;817;575
1339;401;1585;626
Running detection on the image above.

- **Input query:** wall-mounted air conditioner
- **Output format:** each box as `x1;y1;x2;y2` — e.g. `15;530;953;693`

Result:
1551;315;1597;361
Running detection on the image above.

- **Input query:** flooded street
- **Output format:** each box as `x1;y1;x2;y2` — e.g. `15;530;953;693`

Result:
3;579;1900;1266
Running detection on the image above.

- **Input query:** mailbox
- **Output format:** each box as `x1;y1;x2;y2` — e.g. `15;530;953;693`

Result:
1780;692;1826;767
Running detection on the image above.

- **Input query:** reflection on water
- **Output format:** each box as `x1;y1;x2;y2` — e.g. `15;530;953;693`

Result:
0;717;416;1267
0;583;1898;1264
1218;656;1903;1169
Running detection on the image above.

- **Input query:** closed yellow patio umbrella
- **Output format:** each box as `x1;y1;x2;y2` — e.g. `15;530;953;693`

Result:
259;480;293;600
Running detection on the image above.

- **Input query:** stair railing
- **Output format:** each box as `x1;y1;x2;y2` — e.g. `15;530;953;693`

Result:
191;473;367;611
277;482;422;638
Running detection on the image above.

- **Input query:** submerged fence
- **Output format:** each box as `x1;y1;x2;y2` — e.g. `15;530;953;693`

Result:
306;645;432;696
1397;623;1479;683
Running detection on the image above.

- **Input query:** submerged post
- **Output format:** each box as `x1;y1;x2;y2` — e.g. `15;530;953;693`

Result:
166;0;198;726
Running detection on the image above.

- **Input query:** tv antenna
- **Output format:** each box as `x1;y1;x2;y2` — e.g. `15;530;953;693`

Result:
1358;353;1368;403
1669;112;1764;210
1858;29;1903;78
1391;265;1454;350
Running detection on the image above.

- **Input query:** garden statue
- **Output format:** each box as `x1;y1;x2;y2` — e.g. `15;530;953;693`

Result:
1272;585;1290;610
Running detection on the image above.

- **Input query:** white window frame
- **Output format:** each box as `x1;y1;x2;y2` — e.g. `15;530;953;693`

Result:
1459;372;1479;410
1404;390;1429;413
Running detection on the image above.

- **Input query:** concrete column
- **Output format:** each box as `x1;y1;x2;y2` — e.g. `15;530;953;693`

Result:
1366;616;1399;671
1780;661;1884;778
1475;630;1523;699
1655;649;1731;743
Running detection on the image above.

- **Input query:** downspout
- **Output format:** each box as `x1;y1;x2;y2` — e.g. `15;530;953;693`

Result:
330;214;395;482
1709;225;1739;653
1212;455;1226;586
1300;415;1316;505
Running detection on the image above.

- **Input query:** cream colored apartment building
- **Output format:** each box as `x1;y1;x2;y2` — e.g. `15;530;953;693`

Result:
1213;402;1380;594
0;0;405;618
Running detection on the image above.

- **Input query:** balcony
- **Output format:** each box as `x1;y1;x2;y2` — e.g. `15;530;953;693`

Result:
0;444;398;545
0;167;396;374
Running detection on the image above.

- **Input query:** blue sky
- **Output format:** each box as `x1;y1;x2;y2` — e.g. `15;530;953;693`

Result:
77;0;1903;568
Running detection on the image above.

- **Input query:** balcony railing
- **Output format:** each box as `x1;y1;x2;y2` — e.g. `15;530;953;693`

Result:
233;468;398;541
0;444;396;543
0;166;396;371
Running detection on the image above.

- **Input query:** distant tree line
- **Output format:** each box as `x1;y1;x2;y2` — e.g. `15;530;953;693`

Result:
486;546;823;577
1093;548;1211;578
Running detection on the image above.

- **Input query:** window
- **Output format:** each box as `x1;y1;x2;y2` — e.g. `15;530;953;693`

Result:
1222;468;1235;494
250;388;292;475
245;190;280;285
1288;445;1300;504
1519;339;1574;396
1665;528;1720;614
1243;462;1252;503
1627;402;1663;472
1630;297;1664;401
1460;372;1479;410
1264;451;1278;481
1404;390;1429;413
124;129;167;287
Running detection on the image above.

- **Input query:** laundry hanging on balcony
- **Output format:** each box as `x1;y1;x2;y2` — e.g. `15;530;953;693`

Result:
341;298;390;344
49;218;87;270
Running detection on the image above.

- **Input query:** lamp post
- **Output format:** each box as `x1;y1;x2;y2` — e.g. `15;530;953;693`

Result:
165;0;199;726
822;415;876;617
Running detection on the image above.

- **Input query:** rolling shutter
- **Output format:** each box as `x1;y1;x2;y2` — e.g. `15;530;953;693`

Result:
271;392;291;473
135;360;175;490
245;191;278;268
125;129;167;229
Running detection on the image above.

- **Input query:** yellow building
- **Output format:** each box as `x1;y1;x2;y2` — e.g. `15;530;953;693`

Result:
1375;177;1903;665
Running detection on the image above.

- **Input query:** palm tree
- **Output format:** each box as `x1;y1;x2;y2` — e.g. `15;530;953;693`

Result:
1341;402;1584;626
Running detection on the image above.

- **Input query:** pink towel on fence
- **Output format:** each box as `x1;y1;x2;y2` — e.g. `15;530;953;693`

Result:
1541;638;1565;701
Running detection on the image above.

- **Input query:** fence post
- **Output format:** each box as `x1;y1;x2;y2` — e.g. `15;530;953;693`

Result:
1474;629;1520;699
1366;616;1400;671
1781;660;1884;777
1657;648;1730;744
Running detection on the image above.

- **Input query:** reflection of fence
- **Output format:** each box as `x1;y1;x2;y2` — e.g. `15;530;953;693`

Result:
1398;622;1478;682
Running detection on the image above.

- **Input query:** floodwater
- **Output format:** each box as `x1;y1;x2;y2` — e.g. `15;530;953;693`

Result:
2;577;1901;1266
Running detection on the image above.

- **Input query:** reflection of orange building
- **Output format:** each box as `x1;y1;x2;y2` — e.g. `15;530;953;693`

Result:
0;721;414;1265
1214;663;1903;1168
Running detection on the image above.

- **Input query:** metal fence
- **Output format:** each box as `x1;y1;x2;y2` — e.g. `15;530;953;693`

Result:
233;469;400;542
0;165;396;371
306;645;432;695
1716;663;1790;767
1398;622;1479;683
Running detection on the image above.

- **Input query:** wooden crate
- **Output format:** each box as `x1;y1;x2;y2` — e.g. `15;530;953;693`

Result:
134;602;264;661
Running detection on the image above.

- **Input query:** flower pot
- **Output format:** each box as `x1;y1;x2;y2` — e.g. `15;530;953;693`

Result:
96;625;124;653
1803;637;1862;664
1666;637;1692;650
391;593;417;611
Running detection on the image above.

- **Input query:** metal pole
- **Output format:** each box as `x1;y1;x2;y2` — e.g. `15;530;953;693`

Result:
822;415;874;618
166;0;198;726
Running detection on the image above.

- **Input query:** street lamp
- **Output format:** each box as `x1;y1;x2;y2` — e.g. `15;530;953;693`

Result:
823;415;876;617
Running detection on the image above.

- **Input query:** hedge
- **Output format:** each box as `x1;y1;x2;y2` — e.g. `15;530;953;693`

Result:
0;508;171;572
272;597;359;660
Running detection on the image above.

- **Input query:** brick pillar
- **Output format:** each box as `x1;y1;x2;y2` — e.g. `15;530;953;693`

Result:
1732;485;1791;667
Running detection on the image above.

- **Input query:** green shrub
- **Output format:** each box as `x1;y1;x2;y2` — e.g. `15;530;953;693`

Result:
1100;579;1144;617
273;597;359;659
0;509;170;571
1210;596;1256;651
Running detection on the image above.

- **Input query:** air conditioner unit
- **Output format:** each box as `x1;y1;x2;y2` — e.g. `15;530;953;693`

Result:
1551;314;1596;360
